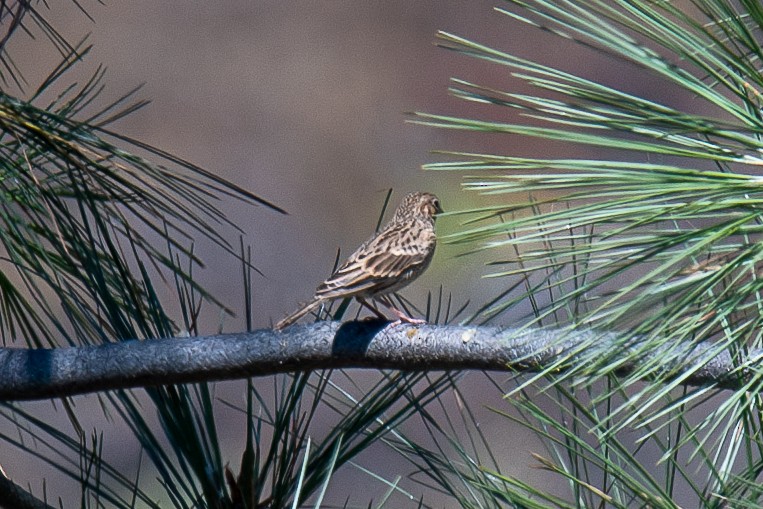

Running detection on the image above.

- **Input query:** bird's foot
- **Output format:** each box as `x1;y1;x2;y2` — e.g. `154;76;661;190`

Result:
387;307;427;327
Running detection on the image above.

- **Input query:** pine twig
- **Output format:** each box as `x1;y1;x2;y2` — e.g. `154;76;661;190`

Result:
0;472;55;509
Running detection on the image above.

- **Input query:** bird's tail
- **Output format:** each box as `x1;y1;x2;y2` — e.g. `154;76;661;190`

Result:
275;298;323;330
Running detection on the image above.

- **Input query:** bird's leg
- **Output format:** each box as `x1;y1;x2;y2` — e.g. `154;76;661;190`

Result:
358;298;388;320
377;295;426;326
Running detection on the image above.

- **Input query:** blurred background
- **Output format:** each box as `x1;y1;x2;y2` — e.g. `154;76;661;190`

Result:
4;1;685;506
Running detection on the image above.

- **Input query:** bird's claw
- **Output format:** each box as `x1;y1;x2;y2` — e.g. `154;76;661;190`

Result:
387;309;427;327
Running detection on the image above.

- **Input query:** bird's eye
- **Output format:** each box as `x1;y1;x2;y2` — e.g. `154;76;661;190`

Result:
433;199;440;210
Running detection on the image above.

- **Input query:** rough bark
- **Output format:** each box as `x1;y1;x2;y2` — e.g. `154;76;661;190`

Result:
0;320;747;401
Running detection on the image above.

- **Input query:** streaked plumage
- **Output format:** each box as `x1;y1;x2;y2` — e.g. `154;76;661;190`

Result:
275;192;441;330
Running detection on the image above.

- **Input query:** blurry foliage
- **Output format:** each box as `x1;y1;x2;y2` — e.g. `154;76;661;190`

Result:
413;0;763;507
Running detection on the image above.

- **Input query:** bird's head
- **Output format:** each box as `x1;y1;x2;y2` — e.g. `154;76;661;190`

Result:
394;191;442;222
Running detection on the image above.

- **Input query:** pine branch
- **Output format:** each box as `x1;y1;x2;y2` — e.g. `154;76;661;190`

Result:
0;320;748;401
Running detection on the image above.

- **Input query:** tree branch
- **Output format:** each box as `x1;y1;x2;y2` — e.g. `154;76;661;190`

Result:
0;320;751;401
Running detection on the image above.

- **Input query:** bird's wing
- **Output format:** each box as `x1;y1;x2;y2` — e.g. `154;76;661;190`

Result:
315;223;430;299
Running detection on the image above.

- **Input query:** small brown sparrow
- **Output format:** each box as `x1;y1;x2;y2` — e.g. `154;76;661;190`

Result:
275;192;441;329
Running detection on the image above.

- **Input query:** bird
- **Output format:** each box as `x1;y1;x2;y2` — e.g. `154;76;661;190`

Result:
275;191;442;330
